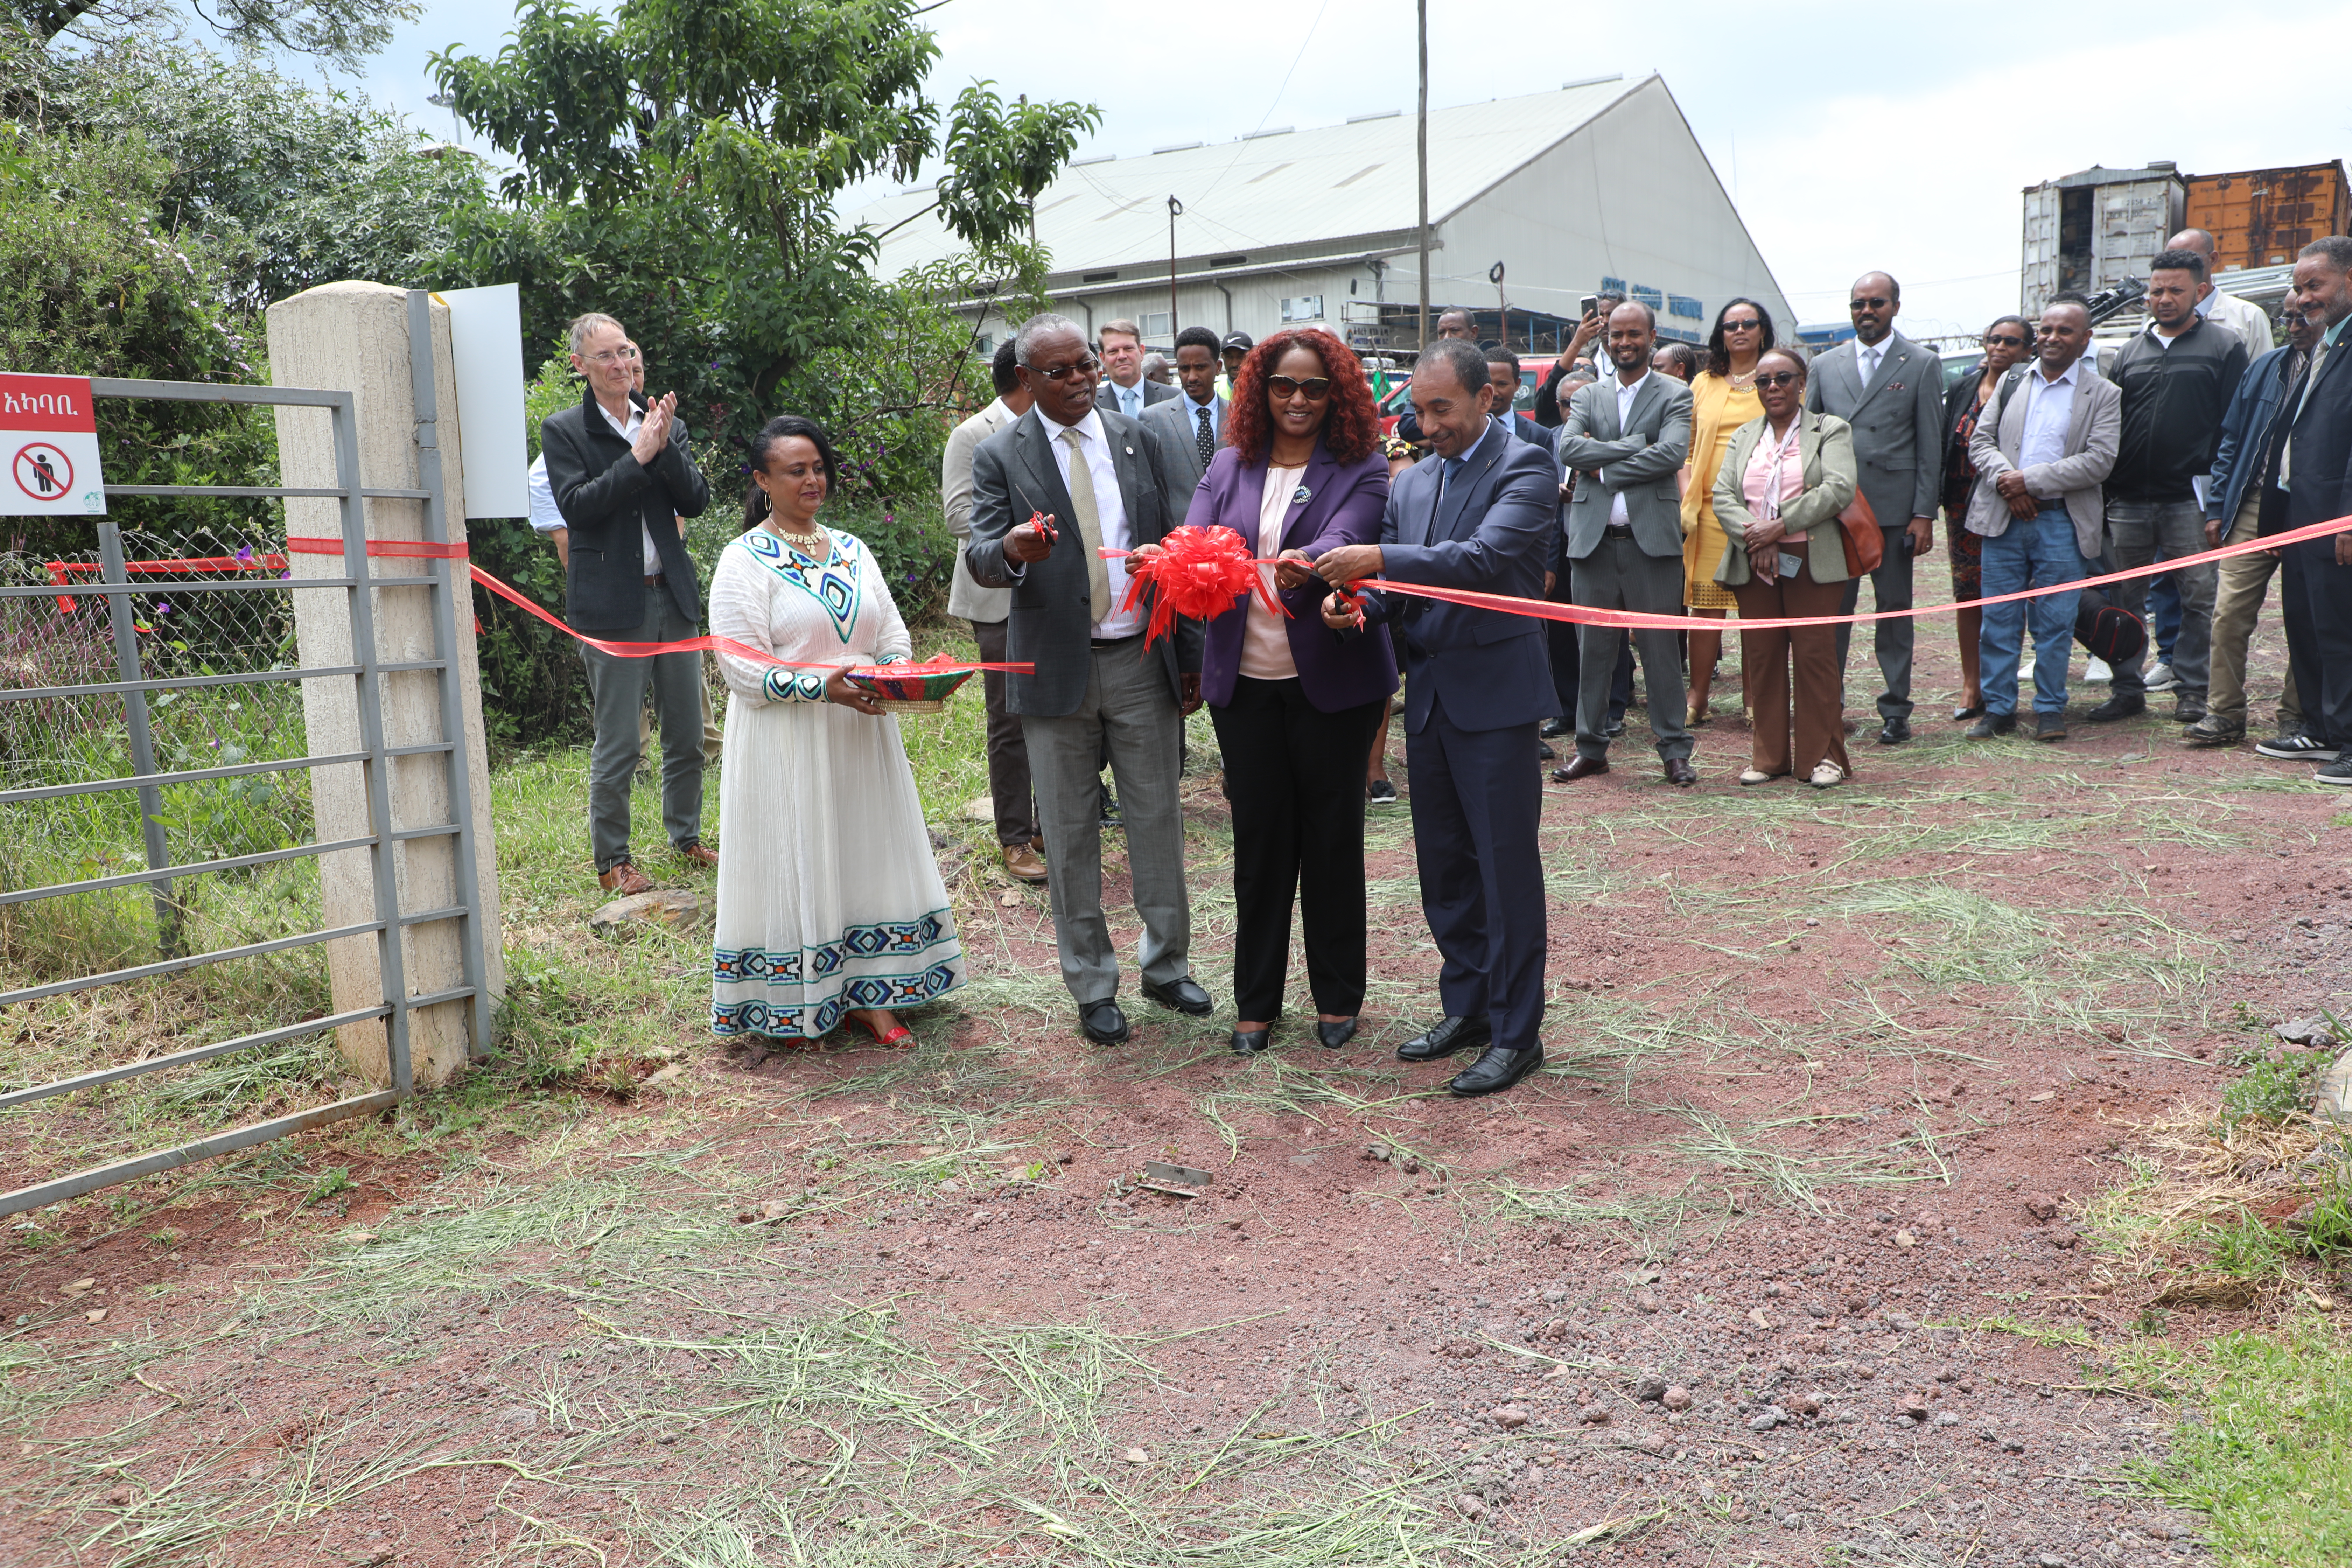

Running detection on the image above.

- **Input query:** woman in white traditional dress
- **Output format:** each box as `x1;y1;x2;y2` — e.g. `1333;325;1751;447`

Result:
707;415;965;1046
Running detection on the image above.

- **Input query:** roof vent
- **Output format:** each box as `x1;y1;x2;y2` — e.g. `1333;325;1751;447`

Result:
1153;140;1204;155
1347;109;1402;122
2147;159;2178;172
1071;153;1116;167
1209;255;1248;269
1244;126;1294;140
1561;73;1624;89
1082;271;1119;284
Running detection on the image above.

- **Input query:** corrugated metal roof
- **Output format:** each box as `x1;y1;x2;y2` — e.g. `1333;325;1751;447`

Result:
855;77;1650;278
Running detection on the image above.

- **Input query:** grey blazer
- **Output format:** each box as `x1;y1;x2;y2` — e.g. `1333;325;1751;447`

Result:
1804;331;1944;528
1557;372;1694;560
1963;364;2121;562
965;406;1200;717
1710;411;1859;587
940;397;1017;622
1096;379;1179;419
1140;394;1227;510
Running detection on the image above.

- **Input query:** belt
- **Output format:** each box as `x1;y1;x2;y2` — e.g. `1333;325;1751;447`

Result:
644;572;665;586
1090;632;1143;650
1602;523;1636;539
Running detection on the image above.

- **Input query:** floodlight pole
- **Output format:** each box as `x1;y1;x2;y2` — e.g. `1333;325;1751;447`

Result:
1416;0;1429;357
1168;195;1183;341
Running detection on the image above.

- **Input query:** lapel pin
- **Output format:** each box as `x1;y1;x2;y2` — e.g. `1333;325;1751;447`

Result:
1125;445;1134;455
1292;484;1313;504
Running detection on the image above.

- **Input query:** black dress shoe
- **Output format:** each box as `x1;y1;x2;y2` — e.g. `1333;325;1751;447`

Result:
1397;1015;1490;1062
1142;976;1214;1015
1230;1027;1269;1055
1663;757;1697;787
2086;694;2145;723
1876;717;1911;746
1539;717;1571;738
1316;1017;1358;1050
1079;999;1130;1044
1952;703;1986;722
1964;713;2015;739
1537;740;1557;761
1449;1042;1546;1097
1605;718;1626;738
1551;755;1610;782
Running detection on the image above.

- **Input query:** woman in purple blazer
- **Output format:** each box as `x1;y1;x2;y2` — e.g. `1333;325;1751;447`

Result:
1185;328;1396;1056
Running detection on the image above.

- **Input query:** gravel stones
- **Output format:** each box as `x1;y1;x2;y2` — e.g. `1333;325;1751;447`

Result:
1577;1403;1610;1425
1634;1374;1667;1402
1662;1385;1693;1411
1490;1404;1530;1430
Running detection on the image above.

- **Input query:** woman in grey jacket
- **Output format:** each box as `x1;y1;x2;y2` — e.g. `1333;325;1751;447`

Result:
1712;348;1860;787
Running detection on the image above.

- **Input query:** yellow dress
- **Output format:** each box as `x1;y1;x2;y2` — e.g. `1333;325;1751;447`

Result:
1680;371;1763;611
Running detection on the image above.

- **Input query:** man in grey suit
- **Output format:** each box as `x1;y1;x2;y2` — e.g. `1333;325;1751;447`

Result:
1550;302;1697;785
967;314;1208;1046
1095;318;1180;422
941;339;1041;883
1805;272;1944;744
1140;325;1227;507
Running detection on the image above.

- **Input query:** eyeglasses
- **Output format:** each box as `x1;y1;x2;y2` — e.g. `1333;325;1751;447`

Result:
1753;371;1801;389
582;346;642;366
1849;296;1892;312
1721;317;1762;333
1267;375;1332;400
1984;334;2028;349
1028;355;1101;382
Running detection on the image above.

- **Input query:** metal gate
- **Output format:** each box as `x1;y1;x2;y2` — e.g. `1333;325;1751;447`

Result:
1;310;488;1217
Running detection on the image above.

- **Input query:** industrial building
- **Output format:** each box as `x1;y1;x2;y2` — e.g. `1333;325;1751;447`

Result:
850;74;1792;358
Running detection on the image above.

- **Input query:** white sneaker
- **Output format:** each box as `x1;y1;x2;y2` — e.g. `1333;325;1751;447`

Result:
1809;761;1846;789
2016;654;2036;681
2146;662;2179;692
2084;657;2113;684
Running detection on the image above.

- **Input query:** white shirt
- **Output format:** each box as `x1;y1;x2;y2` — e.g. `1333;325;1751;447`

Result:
2018;359;2079;472
527;453;563;533
1109;378;1147;421
1043;408;1143;639
594;399;665;574
1605;369;1654;526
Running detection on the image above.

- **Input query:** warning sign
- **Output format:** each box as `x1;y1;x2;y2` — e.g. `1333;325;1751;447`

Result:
0;374;105;516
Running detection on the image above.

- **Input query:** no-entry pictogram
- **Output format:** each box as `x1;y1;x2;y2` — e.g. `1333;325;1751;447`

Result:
0;373;105;516
13;441;74;501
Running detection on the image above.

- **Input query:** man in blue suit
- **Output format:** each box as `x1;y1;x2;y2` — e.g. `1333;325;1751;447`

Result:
1314;339;1559;1096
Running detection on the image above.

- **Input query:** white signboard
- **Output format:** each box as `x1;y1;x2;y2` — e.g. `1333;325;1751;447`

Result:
434;285;528;521
0;373;106;516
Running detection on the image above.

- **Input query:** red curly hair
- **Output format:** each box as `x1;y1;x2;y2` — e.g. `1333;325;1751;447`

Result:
1223;328;1379;467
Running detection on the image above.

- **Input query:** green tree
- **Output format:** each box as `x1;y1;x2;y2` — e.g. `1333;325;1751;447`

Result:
10;0;419;72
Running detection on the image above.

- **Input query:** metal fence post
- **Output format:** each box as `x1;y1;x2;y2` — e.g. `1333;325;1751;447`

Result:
93;518;181;956
405;289;493;1060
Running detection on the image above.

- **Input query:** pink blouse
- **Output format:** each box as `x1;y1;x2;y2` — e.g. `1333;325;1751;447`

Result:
1740;419;1806;527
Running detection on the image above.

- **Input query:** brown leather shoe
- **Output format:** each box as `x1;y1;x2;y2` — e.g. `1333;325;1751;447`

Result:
1030;833;1045;853
678;840;719;868
597;861;654;896
1002;845;1048;884
1550;755;1610;783
1663;757;1698;787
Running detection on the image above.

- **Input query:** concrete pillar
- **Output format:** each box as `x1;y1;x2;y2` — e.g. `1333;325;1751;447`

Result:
267;282;506;1088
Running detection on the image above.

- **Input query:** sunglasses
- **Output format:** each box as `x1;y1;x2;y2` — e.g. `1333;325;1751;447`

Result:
1267;375;1332;400
1721;317;1763;333
1753;371;1801;389
1849;296;1892;312
1984;334;2028;349
1030;355;1101;382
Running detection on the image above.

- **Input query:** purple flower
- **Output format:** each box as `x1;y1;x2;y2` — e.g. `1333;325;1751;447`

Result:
233;546;255;567
155;602;173;615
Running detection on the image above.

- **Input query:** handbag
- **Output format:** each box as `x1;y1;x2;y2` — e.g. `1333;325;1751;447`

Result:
1838;486;1883;577
2073;587;2147;666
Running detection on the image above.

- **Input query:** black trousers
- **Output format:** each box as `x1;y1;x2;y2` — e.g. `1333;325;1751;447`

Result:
2283;531;2352;750
1209;677;1388;1021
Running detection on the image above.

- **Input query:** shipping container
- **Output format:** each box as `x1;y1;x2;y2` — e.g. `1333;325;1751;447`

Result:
2020;163;2186;317
2184;162;2352;270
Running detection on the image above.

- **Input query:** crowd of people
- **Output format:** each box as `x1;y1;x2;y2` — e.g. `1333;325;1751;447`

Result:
530;228;2352;1098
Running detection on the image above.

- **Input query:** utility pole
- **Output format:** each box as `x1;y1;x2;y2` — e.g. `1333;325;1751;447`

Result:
1490;261;1507;353
1168;195;1183;342
1416;0;1429;358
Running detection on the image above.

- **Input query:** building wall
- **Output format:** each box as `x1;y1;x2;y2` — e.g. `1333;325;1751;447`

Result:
1392;77;1793;343
968;264;1383;356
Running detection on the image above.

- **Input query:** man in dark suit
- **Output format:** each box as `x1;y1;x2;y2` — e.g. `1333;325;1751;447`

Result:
1315;339;1559;1097
540;311;712;895
2268;237;2352;786
1805;272;1944;744
1553;301;1696;784
1140;325;1227;507
967;313;1209;1042
1094;318;1180;422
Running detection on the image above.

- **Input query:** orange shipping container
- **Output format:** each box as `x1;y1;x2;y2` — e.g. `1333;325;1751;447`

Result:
2184;162;2352;271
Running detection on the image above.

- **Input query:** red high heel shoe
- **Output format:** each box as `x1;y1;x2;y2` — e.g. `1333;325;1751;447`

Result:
846;1011;912;1048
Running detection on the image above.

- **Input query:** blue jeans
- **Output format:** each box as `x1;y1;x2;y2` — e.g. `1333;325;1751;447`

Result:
2148;564;2180;665
1978;504;2091;717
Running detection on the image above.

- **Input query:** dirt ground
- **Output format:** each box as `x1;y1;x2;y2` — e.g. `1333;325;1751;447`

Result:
2;616;2344;1567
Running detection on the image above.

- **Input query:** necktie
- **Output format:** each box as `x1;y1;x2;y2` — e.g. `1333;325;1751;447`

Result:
1060;425;1113;623
1437;456;1464;515
1195;406;1215;470
1861;345;1881;386
1124;385;1141;419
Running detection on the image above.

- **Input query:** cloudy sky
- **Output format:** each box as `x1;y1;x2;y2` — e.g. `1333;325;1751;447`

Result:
344;0;2347;337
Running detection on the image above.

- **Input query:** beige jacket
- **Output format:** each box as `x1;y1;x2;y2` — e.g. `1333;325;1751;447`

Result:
941;398;1017;621
1711;411;1858;587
